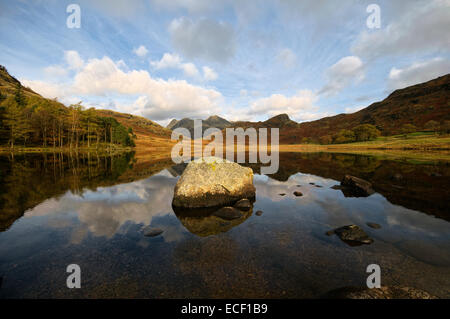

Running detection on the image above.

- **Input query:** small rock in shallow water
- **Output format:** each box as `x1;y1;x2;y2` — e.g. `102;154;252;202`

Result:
367;222;381;229
309;182;315;185
279;193;286;196
255;210;263;216
315;185;323;188
293;191;303;197
332;225;373;245
234;198;252;211
213;207;243;220
341;175;374;197
143;227;164;237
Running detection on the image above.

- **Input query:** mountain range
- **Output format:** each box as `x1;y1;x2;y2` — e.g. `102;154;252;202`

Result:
1;64;449;146
166;74;450;144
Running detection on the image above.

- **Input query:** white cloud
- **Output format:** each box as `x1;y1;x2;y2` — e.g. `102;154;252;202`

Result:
133;45;148;57
202;66;218;81
20;79;65;100
352;0;450;59
150;53;182;69
248;90;318;120
24;52;223;121
43;65;68;77
276;48;297;68
388;57;450;90
181;62;199;77
169;17;236;63
150;53;217;80
64;50;84;70
319;56;365;96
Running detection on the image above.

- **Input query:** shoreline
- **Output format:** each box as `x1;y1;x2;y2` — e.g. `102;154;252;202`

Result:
2;135;450;161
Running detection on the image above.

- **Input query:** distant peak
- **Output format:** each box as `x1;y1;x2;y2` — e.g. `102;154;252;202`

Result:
270;113;291;121
206;115;224;121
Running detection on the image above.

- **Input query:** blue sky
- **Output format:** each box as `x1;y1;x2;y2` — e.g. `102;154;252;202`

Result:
0;0;449;125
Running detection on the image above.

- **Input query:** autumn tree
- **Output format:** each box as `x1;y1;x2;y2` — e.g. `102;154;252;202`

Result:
3;98;32;148
319;135;332;145
400;123;417;137
352;124;380;142
333;129;355;144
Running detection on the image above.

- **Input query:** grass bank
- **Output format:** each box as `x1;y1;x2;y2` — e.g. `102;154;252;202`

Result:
0;144;135;155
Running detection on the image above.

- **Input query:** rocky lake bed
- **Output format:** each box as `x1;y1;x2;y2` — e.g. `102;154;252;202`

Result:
0;152;449;298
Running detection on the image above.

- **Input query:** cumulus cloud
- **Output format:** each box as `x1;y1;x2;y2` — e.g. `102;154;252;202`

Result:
169;17;236;63
319;56;365;96
388;57;450;90
150;52;217;80
352;0;450;59
21;79;66;100
64;50;84;70
24;52;223;121
133;45;148;57
202;66;218;81
248;90;318;120
276;48;297;68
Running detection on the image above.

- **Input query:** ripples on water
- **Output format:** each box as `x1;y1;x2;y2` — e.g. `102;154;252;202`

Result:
0;152;449;298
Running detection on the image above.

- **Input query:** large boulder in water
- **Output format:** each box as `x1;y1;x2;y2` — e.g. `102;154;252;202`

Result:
172;157;256;208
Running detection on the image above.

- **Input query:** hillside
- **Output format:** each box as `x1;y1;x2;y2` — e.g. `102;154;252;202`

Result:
0;65;171;149
280;74;450;144
0;65;40;98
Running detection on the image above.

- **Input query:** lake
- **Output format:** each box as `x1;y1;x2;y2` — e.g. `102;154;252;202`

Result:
0;152;449;298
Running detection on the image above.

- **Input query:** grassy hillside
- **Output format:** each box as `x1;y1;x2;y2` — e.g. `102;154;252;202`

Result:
0;65;172;150
280;74;450;143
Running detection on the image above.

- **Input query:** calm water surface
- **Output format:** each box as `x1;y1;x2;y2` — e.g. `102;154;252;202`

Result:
0;152;449;298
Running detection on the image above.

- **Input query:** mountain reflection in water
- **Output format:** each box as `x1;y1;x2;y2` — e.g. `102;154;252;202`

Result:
0;152;449;298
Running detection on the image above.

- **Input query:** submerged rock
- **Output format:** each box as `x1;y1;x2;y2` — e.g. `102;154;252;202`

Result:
255;210;263;216
234;198;252;211
213;207;243;220
293;191;303;197
323;286;437;299
172;157;255;208
367;222;381;229
341;175;375;197
279;193;286;196
143;227;164;237
330;225;373;245
173;205;251;237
